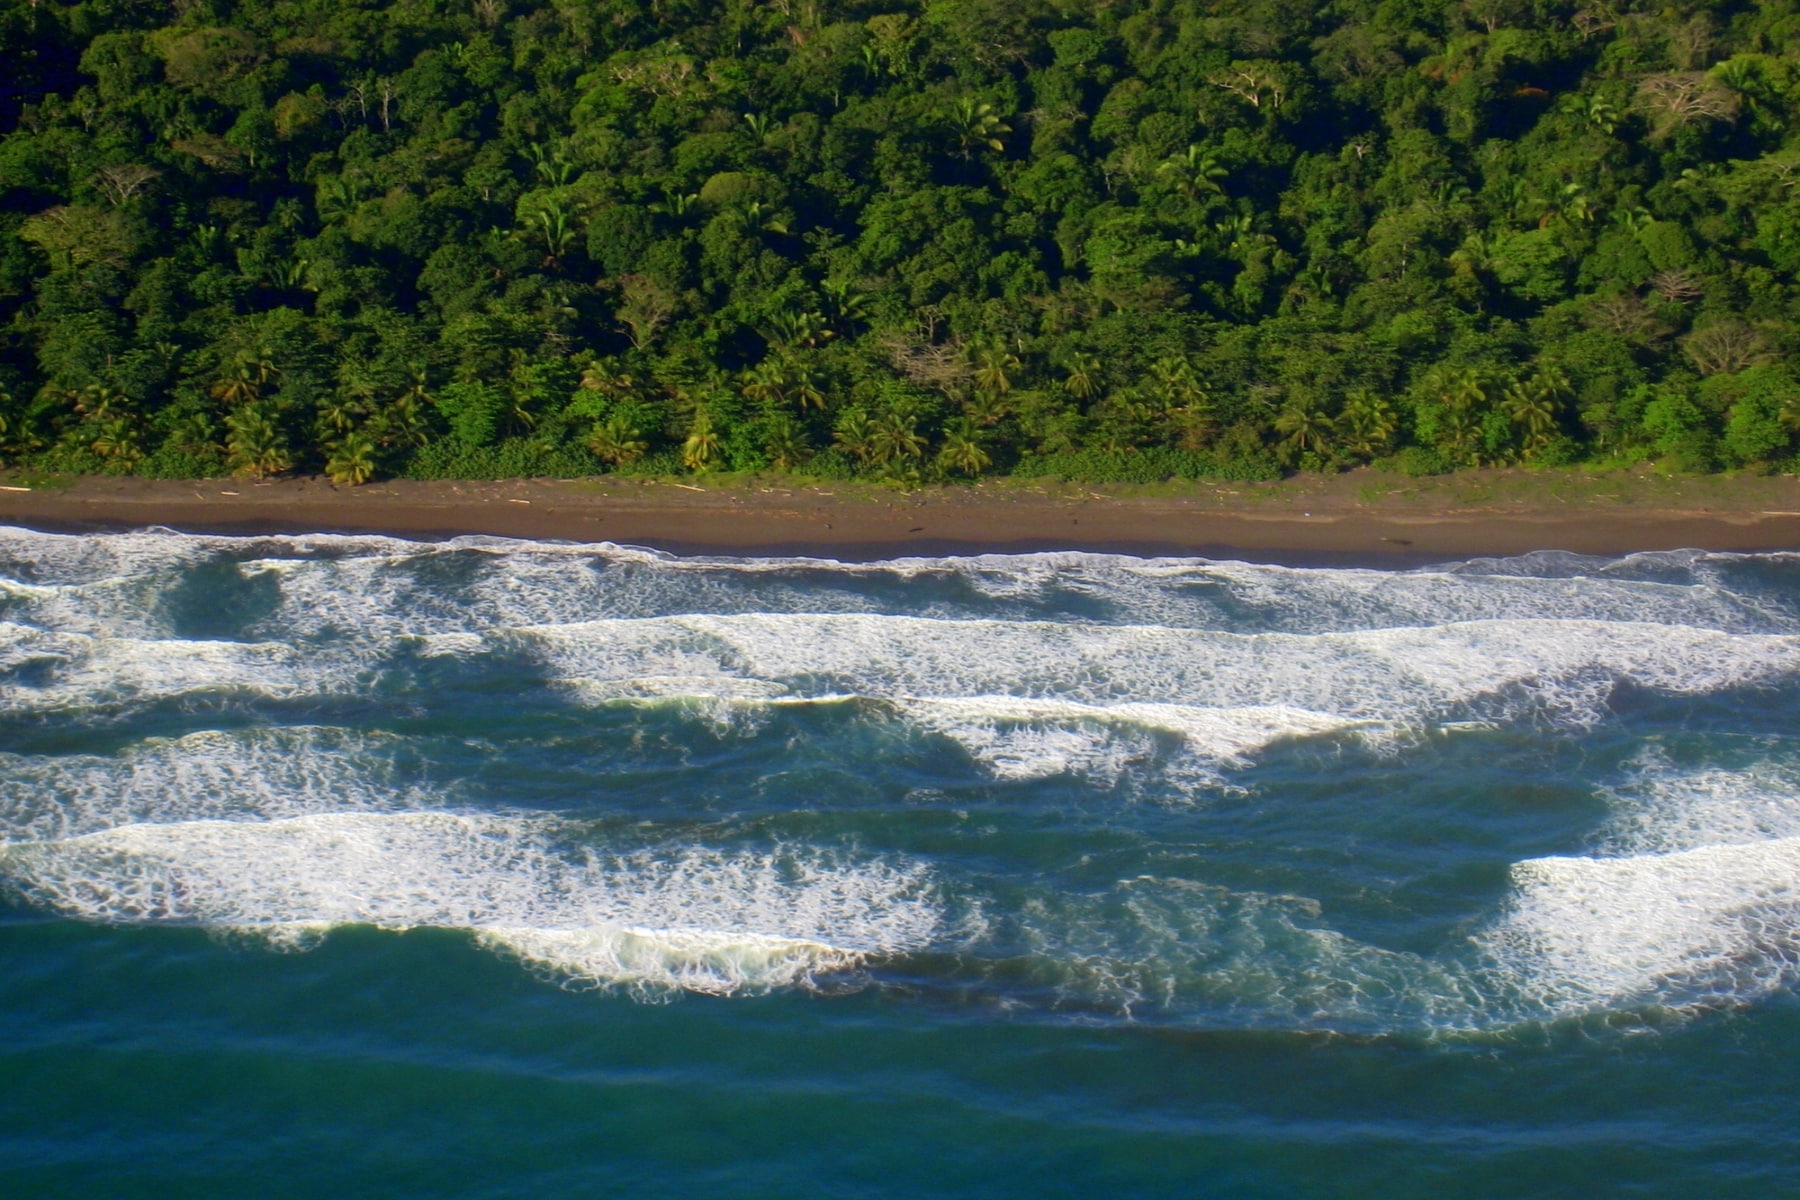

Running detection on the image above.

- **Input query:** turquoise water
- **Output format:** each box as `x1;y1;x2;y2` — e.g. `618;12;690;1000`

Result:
4;528;1800;1198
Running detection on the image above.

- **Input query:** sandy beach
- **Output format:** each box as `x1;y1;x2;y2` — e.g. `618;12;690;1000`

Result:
6;467;1800;562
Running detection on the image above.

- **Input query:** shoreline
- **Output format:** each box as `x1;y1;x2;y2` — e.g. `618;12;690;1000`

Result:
6;468;1800;563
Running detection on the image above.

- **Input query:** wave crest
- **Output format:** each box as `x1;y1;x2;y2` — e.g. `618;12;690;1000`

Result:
0;812;942;997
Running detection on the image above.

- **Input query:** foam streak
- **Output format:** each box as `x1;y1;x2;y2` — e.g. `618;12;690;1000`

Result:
0;813;942;997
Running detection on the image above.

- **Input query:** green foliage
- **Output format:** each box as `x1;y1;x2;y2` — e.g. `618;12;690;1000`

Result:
325;432;378;486
1713;365;1799;467
1;0;1795;486
1639;384;1718;472
1017;445;1280;485
139;442;229;480
433;382;509;449
404;438;595;480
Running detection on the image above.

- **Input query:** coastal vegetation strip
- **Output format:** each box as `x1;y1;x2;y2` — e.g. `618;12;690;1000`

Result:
2;1;1799;486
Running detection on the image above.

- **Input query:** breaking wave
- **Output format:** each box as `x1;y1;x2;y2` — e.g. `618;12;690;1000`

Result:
0;812;943;998
0;726;439;843
5;528;1799;638
6;527;1800;1027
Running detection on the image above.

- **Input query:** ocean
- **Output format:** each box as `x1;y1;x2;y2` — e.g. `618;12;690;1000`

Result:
3;526;1799;1198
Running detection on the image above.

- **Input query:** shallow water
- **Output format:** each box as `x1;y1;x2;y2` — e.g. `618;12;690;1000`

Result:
4;528;1800;1197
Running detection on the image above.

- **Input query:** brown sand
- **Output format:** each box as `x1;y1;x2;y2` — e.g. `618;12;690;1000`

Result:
6;468;1800;562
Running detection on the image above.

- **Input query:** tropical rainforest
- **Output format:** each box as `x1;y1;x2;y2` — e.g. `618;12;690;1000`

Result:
3;0;1800;484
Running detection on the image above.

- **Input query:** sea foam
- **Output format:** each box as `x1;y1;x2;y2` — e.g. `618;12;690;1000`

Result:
1479;837;1800;1016
950;873;1481;1028
0;622;359;716
0;812;942;997
521;613;1800;736
1462;746;1800;1021
9;528;1800;1020
0;726;439;844
8;528;1799;640
894;697;1359;785
1591;748;1800;856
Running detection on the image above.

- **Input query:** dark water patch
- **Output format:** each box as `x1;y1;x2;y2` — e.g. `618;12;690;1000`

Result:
157;560;284;641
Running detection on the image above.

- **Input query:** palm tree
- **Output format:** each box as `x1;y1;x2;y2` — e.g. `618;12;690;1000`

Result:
871;410;927;466
325;431;377;485
211;367;259;408
764;309;834;350
832;409;878;465
1276;395;1337;461
504;354;552;434
313;178;358;225
787;364;825;412
965;387;1008;428
1062;353;1102;402
74;383;131;422
336;356;385;407
740;357;826;412
937;418;991;477
971;342;1021;401
1158;144;1229;203
1419;363;1490;414
1150;355;1206;407
374;386;431;450
1502;368;1569;455
860;42;888;80
740;359;790;406
166;410;218;456
533;204;577;269
821;278;870;333
1089;392;1152;454
762;413;813;471
587;413;648;467
1336;388;1399;460
401;367;435;407
225;406;292;478
1440;405;1485;466
953;98;1012;157
649;190;698;219
89;417;145;467
730;200;789;236
1584;94;1621;134
579;362;637;400
526;141;575;186
1552;182;1597;227
682;408;722;472
1415;365;1492;466
211;353;279;408
316;396;363;437
267;255;310;291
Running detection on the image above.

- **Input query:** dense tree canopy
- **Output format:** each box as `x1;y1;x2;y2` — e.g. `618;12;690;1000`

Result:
4;0;1800;483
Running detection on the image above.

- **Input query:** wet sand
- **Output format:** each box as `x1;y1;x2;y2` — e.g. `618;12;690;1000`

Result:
5;469;1800;563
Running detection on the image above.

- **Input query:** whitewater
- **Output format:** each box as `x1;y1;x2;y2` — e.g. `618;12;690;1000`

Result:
6;526;1800;1197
